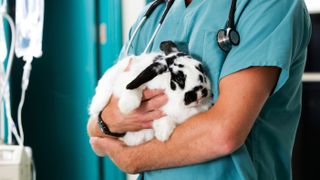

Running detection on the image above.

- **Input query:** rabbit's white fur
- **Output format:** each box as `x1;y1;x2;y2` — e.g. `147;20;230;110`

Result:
89;51;212;146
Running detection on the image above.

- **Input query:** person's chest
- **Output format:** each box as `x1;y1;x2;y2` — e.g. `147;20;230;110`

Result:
132;0;249;101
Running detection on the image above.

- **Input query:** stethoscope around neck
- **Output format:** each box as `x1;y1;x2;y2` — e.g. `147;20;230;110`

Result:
125;0;240;56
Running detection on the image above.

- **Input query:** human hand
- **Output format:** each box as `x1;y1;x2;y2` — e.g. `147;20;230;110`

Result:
100;88;168;134
90;136;139;173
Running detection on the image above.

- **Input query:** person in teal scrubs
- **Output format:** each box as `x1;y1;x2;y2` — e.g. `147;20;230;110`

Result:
88;0;312;179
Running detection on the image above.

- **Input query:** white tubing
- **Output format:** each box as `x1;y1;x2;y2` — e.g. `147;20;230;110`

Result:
17;59;33;146
0;10;16;108
4;90;22;145
0;5;22;145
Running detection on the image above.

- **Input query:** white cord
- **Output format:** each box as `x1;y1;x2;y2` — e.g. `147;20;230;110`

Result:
17;58;32;146
1;65;21;145
0;95;4;144
0;65;5;143
0;64;22;145
0;0;7;144
0;9;16;108
4;93;22;145
0;3;23;146
17;90;26;146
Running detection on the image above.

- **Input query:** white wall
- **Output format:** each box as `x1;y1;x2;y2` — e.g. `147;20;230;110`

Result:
305;0;320;14
121;0;146;44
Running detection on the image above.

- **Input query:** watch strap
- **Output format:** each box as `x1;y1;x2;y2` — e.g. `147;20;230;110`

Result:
97;112;125;138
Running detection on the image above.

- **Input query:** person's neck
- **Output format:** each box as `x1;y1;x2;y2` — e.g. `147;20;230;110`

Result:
185;0;192;6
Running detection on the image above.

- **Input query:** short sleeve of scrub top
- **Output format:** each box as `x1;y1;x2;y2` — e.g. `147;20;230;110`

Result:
116;0;312;180
219;0;311;94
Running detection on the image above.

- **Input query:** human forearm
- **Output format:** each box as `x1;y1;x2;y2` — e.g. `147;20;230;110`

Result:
91;101;250;174
126;108;236;173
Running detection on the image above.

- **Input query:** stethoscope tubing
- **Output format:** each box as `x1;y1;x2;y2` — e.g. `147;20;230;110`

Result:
125;0;239;55
125;0;175;56
143;24;162;54
227;0;237;29
125;16;147;56
144;0;175;53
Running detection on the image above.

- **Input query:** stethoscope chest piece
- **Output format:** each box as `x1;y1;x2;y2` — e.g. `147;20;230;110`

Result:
216;0;240;53
217;28;240;52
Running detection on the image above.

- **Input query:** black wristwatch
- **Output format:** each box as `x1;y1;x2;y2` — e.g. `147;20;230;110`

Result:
97;112;125;138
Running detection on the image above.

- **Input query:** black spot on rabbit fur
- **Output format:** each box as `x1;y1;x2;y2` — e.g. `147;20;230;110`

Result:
171;70;186;89
184;91;197;105
170;81;176;90
201;88;208;98
199;75;204;83
165;56;176;66
195;64;204;73
184;86;207;105
160;41;179;55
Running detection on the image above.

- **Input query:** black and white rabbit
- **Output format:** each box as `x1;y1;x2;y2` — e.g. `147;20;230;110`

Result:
89;41;212;146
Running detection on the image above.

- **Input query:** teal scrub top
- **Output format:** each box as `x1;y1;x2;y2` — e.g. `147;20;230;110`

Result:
118;0;312;179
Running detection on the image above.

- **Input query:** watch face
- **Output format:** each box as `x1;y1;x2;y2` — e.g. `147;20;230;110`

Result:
97;116;108;134
99;126;105;133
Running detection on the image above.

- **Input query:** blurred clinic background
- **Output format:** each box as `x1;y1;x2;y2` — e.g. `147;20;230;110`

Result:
0;0;319;180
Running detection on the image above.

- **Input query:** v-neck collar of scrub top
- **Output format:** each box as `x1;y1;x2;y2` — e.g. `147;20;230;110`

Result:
145;0;206;55
172;0;203;15
162;0;204;35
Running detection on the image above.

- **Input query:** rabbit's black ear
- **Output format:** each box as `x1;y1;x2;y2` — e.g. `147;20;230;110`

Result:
126;62;167;90
160;41;179;55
